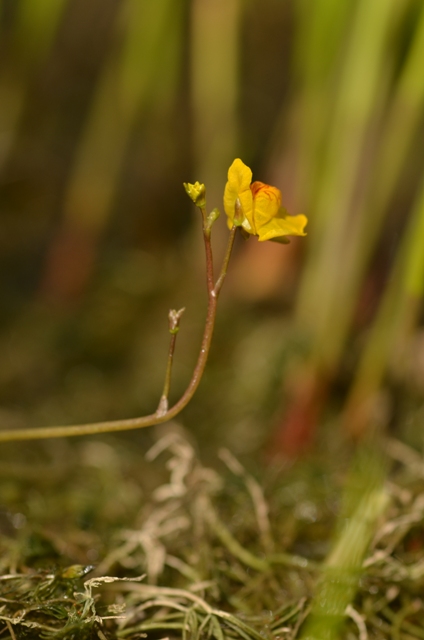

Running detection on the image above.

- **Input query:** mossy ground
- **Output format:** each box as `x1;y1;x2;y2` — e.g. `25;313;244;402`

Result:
0;427;423;639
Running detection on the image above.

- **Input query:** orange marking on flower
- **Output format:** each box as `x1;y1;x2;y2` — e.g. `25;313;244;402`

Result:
224;159;307;242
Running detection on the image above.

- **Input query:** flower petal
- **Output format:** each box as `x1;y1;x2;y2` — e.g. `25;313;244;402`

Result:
223;159;253;229
250;181;281;231
257;211;308;242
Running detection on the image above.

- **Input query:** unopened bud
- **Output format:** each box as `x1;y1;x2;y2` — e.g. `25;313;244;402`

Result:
168;307;185;334
206;207;220;231
183;181;206;208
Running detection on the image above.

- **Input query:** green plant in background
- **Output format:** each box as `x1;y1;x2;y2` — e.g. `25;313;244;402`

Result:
268;0;424;453
0;0;67;170
1;2;424;638
0;160;307;443
344;174;424;438
41;0;185;300
1;0;423;456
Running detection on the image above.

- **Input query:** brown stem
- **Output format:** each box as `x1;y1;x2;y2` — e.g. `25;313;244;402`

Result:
0;221;236;442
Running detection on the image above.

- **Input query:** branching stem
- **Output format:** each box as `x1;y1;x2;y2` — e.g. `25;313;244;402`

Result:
156;307;185;417
0;213;237;442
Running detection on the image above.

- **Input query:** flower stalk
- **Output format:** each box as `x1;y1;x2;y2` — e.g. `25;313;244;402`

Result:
0;186;233;442
0;160;307;442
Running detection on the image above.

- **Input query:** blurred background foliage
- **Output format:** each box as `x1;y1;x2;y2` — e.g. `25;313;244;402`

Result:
0;0;424;459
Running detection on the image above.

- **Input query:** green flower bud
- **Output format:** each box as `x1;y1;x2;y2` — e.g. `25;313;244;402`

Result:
206;207;220;231
183;181;206;208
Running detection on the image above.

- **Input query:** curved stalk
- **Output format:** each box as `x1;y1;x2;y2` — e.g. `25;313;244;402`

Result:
0;223;237;442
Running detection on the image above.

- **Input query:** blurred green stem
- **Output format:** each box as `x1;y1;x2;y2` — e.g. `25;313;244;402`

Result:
344;175;424;437
301;447;388;640
0;218;237;442
296;0;403;370
191;0;241;202
0;0;67;169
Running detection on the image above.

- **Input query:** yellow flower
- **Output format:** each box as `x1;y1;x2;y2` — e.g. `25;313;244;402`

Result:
223;159;307;242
